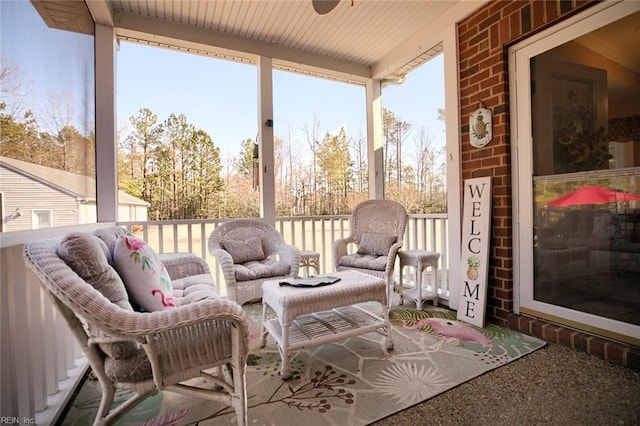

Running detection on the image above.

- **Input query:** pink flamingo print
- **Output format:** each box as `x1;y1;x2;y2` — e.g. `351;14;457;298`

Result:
152;289;176;308
402;317;493;350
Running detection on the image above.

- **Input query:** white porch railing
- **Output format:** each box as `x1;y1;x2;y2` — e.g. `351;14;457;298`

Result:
1;214;449;424
117;214;451;300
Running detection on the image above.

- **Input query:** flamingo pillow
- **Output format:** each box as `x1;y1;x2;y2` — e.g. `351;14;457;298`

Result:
113;233;175;311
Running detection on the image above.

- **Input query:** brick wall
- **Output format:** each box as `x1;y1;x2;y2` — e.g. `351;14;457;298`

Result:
456;1;640;368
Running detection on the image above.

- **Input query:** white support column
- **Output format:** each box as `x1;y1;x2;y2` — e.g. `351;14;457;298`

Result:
95;23;118;223
257;57;276;224
365;79;385;199
443;24;462;310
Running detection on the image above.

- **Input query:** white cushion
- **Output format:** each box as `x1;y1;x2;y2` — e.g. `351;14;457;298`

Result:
113;234;175;311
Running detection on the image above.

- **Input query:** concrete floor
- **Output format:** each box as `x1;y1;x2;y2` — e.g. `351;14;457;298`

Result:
374;343;640;425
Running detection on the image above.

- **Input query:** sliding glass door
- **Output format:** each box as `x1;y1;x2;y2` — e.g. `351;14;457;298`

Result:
510;1;640;344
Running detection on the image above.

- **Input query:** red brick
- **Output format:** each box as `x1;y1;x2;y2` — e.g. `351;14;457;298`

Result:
470;148;491;159
531;0;545;29
509;12;520;39
605;342;627;365
572;332;589;352
545;1;559;22
542;323;561;343
467;159;483;170
503;1;528;17
490;24;500;49
471;169;491;178
496;284;512;300
530;320;543;337
499;15;511;42
469;88;492;103
494;308;509;322
495;247;510;258
493;123;507;135
509;313;522;330
467;8;490;29
469;69;491;85
514;314;526;330
482;156;501;167
492;62;505;75
502;299;513;311
469;30;489;47
558;328;574;347
479;56;502;72
494;206;510;217
589;337;606;359
480;11;501;31
460;43;479;61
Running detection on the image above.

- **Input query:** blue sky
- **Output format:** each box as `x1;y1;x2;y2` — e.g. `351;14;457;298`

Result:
2;0;444;163
2;0;445;163
117;41;445;162
2;0;95;134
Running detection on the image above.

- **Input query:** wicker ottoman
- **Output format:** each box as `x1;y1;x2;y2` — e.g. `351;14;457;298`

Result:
261;270;394;378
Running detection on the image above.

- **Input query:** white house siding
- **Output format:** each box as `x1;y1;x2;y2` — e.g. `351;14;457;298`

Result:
0;168;80;232
118;204;148;222
80;203;97;224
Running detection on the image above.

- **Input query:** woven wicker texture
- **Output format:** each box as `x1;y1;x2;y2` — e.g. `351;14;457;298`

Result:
333;199;408;287
208;219;301;305
262;270;387;325
23;227;249;426
261;270;392;378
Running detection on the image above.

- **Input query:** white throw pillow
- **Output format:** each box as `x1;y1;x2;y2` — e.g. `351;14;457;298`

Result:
113;234;175;311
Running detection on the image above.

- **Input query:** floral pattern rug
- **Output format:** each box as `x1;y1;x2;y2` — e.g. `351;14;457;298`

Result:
60;304;545;425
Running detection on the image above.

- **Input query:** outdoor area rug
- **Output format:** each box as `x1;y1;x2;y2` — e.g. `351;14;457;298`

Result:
60;303;545;425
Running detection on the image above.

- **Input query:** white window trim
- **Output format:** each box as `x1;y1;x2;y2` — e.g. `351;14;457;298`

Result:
31;209;53;230
509;0;640;341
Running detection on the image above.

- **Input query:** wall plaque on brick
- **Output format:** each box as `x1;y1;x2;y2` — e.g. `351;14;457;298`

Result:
469;106;493;148
457;176;492;327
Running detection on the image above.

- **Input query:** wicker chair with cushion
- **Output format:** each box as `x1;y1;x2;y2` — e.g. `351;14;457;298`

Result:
333;199;408;291
208;219;301;305
23;227;249;426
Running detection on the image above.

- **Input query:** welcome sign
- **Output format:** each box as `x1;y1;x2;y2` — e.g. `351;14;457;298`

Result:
457;176;492;327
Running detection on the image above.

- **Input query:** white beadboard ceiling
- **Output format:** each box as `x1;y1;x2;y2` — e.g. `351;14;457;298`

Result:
34;1;640;85
80;0;485;84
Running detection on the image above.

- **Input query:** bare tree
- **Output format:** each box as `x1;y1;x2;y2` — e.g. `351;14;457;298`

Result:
349;129;367;194
301;114;322;214
0;54;31;116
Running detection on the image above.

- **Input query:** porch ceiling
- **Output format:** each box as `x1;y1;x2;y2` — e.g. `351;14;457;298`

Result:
82;0;484;84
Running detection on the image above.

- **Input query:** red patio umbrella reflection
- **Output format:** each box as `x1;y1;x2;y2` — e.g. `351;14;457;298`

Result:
544;185;640;207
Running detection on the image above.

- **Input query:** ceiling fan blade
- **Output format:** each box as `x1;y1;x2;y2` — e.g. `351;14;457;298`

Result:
312;0;341;15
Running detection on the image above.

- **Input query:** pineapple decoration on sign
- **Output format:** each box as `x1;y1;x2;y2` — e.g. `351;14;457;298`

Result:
469;102;493;148
466;255;480;280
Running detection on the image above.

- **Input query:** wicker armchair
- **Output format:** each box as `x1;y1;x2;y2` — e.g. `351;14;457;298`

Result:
23;227;249;426
333;199;408;290
208;219;301;305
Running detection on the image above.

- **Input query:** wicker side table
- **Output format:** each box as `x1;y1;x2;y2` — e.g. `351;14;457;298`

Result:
299;250;320;276
397;250;440;310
